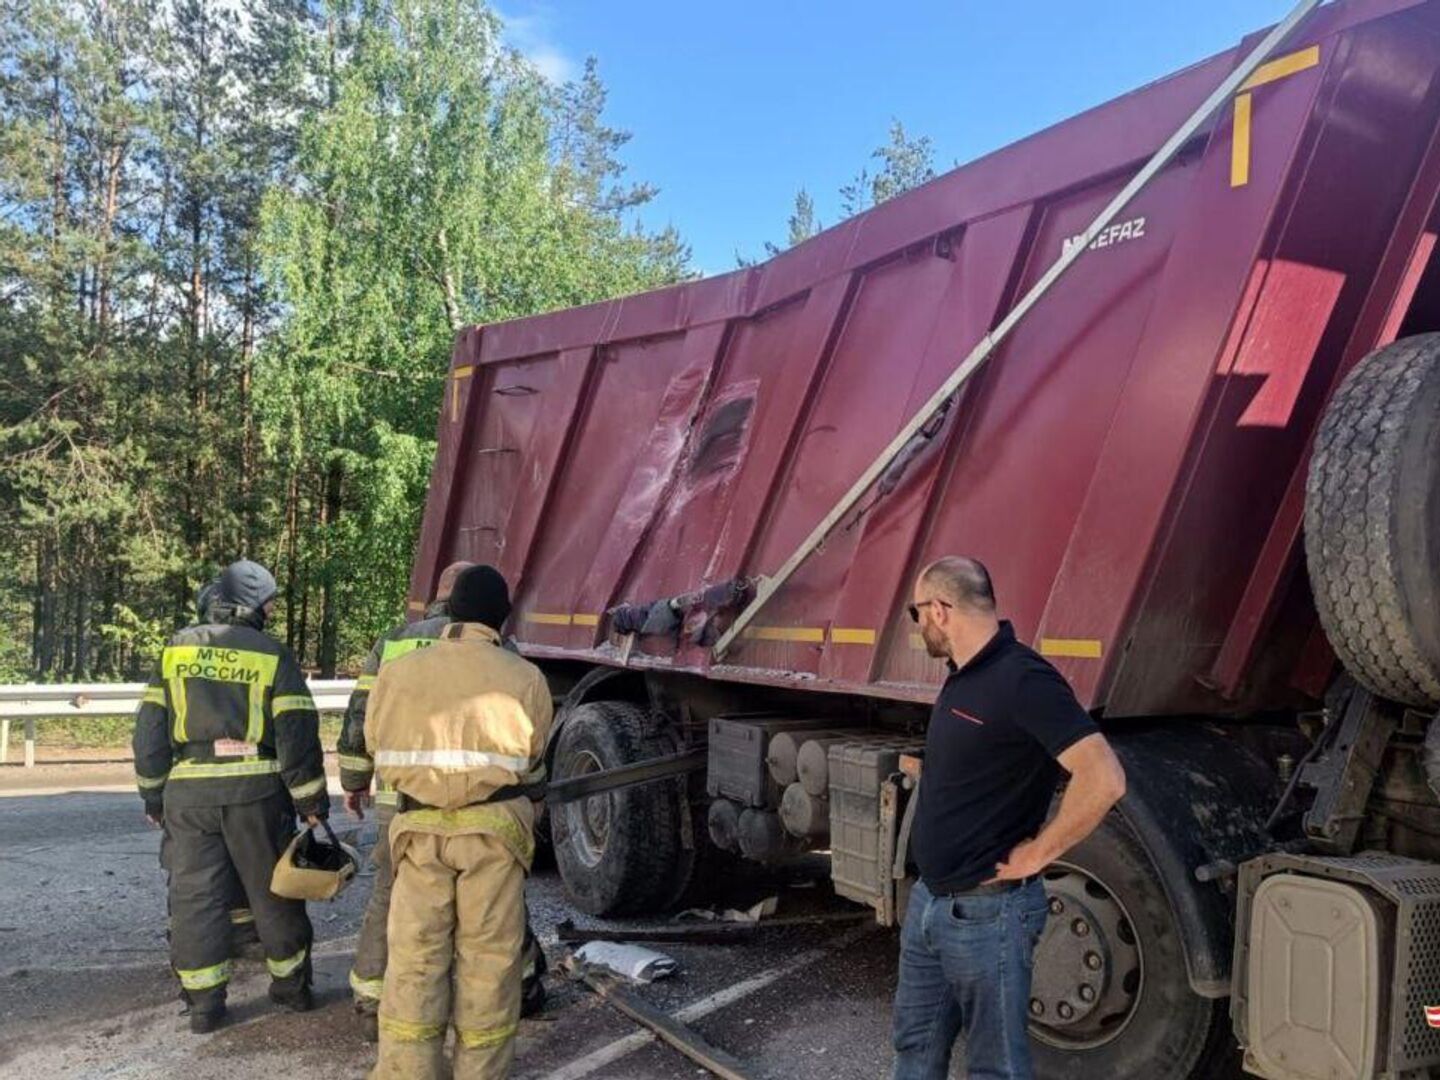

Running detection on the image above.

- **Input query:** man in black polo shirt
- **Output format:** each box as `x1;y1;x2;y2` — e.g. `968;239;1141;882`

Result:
892;557;1126;1080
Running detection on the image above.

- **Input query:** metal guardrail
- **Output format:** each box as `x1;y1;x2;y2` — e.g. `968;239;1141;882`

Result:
0;679;357;768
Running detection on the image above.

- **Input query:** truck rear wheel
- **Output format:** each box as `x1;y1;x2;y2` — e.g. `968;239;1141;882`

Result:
551;700;690;916
1030;814;1233;1079
1306;333;1440;708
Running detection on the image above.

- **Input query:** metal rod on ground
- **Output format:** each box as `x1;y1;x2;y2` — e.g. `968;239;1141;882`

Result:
556;911;869;945
578;972;756;1080
711;0;1323;661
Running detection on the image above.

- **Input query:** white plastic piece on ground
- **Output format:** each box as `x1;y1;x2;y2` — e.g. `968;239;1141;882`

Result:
676;895;779;923
572;942;680;983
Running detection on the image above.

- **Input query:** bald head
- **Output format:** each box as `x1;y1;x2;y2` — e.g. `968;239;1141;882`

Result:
912;556;999;664
919;557;996;615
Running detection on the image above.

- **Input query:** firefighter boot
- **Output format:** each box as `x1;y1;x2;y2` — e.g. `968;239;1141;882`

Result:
520;921;547;1018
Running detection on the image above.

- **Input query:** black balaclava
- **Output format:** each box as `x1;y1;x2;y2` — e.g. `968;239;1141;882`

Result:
446;565;512;631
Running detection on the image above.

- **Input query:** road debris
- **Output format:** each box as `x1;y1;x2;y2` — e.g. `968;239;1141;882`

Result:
556;910;870;947
678;896;778;923
576;971;756;1080
567;942;679;984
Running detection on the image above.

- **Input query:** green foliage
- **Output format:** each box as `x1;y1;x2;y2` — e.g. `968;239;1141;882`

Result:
749;122;933;264
0;0;691;681
840;120;936;216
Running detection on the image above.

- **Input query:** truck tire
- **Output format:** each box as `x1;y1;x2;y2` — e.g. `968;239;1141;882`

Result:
1030;814;1234;1079
1305;333;1440;708
551;701;689;916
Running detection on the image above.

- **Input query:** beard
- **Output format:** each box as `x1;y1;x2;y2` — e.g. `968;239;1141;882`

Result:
921;622;948;658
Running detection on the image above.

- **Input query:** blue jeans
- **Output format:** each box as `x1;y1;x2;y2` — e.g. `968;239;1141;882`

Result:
892;877;1049;1080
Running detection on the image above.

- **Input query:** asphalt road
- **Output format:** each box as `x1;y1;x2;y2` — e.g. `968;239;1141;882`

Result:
0;781;902;1079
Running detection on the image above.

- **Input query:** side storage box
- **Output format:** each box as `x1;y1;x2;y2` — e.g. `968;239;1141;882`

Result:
707;715;823;807
829;739;922;910
1233;852;1440;1080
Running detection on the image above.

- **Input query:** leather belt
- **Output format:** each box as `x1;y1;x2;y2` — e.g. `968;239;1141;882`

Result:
931;874;1039;898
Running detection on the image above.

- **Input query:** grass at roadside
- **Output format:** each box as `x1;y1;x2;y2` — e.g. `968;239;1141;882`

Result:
25;714;346;750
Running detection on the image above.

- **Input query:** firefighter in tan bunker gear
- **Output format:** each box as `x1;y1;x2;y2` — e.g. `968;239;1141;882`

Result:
365;564;552;1079
338;560;472;1032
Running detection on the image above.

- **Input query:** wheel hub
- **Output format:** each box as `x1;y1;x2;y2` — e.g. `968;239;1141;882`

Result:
1029;864;1143;1049
562;750;611;868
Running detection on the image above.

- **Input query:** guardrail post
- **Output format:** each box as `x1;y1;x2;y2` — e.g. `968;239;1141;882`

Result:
1;718;9;765
24;717;35;768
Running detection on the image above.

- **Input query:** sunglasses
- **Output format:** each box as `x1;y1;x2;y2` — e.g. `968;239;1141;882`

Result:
907;598;952;623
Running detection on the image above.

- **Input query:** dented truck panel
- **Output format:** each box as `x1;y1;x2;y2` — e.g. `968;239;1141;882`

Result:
411;0;1440;721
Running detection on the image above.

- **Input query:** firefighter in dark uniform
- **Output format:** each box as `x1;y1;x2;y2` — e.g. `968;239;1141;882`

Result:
133;559;328;1032
162;579;262;960
338;560;548;1041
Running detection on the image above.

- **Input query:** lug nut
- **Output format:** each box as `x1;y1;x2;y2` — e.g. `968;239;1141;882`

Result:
1071;918;1090;937
1049;897;1064;915
1084;951;1102;970
1029;999;1045;1017
1079;985;1096;1003
1057;1002;1075;1020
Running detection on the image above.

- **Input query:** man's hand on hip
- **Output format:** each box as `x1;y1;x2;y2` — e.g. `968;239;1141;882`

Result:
985;838;1051;884
986;733;1127;885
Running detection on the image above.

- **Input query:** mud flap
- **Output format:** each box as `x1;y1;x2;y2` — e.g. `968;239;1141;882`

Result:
1110;725;1280;997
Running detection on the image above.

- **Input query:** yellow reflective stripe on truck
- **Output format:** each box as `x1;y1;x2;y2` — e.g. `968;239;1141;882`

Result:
1038;638;1104;660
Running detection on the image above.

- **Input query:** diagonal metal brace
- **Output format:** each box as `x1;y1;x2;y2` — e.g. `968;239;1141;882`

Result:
711;0;1321;661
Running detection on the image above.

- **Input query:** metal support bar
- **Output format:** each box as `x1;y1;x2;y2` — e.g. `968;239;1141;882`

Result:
24;717;35;769
543;747;707;806
712;0;1322;661
556;912;868;946
578;972;756;1080
1;718;9;766
1300;688;1398;853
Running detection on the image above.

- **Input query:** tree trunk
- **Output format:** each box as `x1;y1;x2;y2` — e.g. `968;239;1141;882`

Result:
240;251;257;550
298;556;311;669
283;468;300;652
96;138;125;348
436;227;463;332
73;540;91;681
317;457;343;677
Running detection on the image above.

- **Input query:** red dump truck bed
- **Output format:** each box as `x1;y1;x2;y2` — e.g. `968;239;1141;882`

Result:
411;0;1440;719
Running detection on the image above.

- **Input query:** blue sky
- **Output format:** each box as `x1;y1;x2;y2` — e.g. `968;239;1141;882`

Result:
500;1;1300;274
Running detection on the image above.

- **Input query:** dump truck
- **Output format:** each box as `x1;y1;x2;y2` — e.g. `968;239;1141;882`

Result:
409;1;1440;1076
